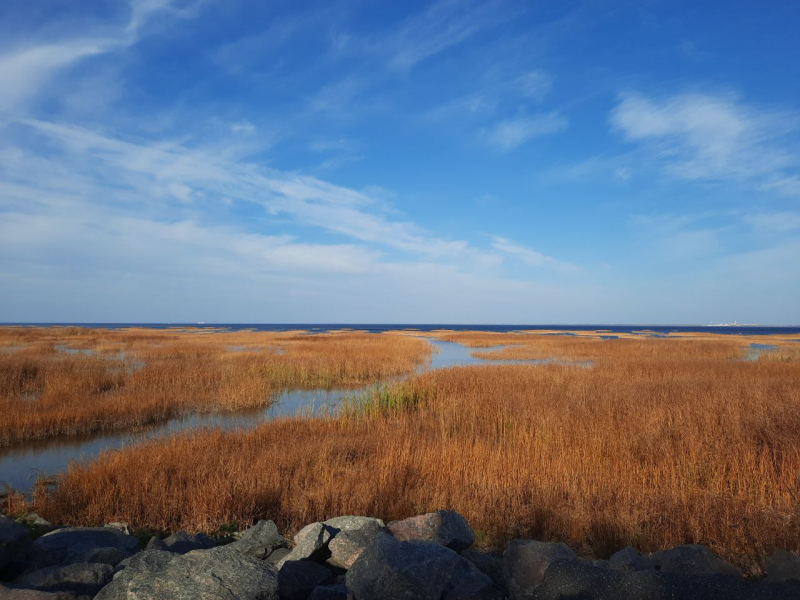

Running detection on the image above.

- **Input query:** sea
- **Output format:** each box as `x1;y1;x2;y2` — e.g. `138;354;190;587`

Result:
3;323;800;336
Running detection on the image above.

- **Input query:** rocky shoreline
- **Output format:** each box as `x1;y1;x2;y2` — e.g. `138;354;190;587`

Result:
2;511;799;599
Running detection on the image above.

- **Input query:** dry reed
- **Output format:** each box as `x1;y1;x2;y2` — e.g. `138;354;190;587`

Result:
21;332;800;573
0;327;430;445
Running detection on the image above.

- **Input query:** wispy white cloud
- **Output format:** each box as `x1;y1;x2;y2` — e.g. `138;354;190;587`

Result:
516;70;552;101
384;0;514;71
759;175;800;197
8;117;488;261
0;117;591;322
491;236;576;272
426;69;553;123
745;211;800;233
0;0;189;114
0;41;109;113
720;239;800;284
230;120;256;134
485;112;568;152
628;213;731;263
610;91;800;195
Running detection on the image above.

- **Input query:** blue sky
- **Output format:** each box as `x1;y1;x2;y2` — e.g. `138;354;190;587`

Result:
1;0;799;324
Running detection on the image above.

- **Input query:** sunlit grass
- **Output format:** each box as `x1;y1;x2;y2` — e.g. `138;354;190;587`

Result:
0;327;430;445
16;331;800;574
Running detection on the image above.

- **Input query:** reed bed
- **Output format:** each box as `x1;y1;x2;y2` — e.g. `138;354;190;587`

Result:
21;334;800;573
0;327;430;445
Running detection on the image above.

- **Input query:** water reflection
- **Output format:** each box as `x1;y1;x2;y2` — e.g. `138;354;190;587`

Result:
745;343;778;361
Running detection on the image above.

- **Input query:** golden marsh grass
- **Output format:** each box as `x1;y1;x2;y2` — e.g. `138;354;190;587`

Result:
15;329;800;573
0;327;430;445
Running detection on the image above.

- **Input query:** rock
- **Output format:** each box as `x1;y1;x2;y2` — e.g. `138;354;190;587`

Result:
347;533;457;600
608;546;655;571
143;537;167;552
536;559;800;600
461;550;505;589
0;592;67;599
444;555;502;600
16;563;113;596
278;560;332;600
319;516;388;570
30;527;139;567
94;546;278;600
347;532;498;600
387;511;475;552
764;549;800;583
322;516;385;535
294;523;332;549
161;531;216;554
114;549;176;573
228;520;288;560
306;584;348;600
502;539;577;599
652;544;739;577
16;515;53;534
103;550;176;597
103;523;130;536
327;527;386;570
266;548;291;566
0;516;31;577
23;515;52;528
277;524;332;568
592;559;610;569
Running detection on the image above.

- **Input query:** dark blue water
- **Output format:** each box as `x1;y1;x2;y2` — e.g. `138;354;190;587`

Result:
4;323;800;335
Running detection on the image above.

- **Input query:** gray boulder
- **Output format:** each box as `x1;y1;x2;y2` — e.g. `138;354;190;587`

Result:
30;528;139;567
266;548;291;566
592;559;610;569
101;550;176;596
764;550;800;583
278;560;331;600
652;544;739;577
387;510;475;552
161;530;216;554
306;584;348;600
228;520;288;560
322;517;385;535
461;550;505;589
608;546;655;571
347;533;497;600
444;555;503;600
94;546;278;600
114;549;176;573
325;519;387;570
277;524;332;568
143;537;167;552
0;516;31;577
502;539;577;599
328;530;379;570
16;515;53;537
103;523;130;536
0;586;83;599
322;515;389;569
536;559;800;600
16;563;113;596
347;533;457;600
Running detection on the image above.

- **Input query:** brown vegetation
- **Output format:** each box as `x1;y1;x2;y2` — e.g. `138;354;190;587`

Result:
20;331;800;573
0;327;430;445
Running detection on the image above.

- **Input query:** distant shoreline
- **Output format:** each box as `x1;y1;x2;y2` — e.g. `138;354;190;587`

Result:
2;323;800;335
